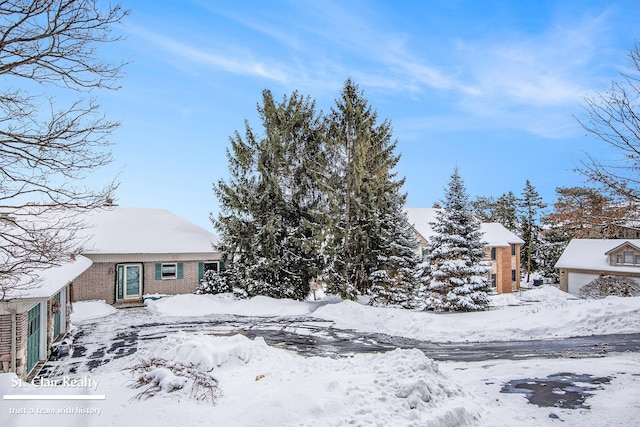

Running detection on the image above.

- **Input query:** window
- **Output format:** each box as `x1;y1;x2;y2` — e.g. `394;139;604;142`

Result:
613;250;640;265
624;251;634;264
198;261;224;283
490;274;497;288
204;262;218;273
490;247;496;260
512;269;517;282
155;263;184;280
161;263;177;279
511;244;516;256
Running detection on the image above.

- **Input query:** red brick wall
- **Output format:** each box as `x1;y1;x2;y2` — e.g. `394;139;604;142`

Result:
72;260;208;303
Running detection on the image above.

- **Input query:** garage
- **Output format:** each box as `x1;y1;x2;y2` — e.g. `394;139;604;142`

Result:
567;272;599;295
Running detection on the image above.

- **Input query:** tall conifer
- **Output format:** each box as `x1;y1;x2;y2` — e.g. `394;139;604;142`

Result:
214;90;325;300
324;79;419;300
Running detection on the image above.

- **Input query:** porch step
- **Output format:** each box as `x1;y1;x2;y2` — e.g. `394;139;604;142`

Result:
26;361;46;382
113;300;145;309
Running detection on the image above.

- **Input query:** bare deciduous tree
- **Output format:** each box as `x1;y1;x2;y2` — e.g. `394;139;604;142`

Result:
577;42;640;203
0;0;127;298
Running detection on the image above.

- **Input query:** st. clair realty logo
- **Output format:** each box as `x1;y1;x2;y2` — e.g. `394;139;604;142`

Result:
12;376;99;391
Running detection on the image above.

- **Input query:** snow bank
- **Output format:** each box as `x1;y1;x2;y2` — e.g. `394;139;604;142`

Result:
131;334;482;426
71;300;116;321
146;293;318;317
313;287;640;342
139;287;640;343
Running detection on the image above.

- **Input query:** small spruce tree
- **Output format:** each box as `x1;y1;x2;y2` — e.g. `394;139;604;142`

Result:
424;168;491;311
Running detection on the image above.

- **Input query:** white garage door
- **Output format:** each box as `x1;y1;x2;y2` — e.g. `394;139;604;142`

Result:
568;272;599;295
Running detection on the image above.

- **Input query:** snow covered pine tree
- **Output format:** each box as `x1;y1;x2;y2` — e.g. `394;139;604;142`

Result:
424;168;491;311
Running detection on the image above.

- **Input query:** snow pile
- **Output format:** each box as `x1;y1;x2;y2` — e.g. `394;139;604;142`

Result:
146;293;317;317
156;334;260;372
130;334;482;426
517;285;575;303
140;287;640;343
313;288;640;342
71;300;116;321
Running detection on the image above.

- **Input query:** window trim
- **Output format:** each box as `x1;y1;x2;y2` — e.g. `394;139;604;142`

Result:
614;250;640;266
155;262;184;280
161;263;177;280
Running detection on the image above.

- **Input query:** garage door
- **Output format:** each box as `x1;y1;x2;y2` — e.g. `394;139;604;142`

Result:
26;304;41;374
567;272;599;295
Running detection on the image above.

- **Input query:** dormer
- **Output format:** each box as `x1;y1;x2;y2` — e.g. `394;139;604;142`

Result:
605;241;640;266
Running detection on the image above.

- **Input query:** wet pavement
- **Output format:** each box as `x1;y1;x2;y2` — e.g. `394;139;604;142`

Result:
501;373;612;409
39;306;640;380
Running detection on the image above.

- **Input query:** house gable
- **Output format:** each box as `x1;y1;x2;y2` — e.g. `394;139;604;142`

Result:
605;241;640;267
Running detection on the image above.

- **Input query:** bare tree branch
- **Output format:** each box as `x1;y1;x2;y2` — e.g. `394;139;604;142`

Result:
0;0;127;297
576;42;640;203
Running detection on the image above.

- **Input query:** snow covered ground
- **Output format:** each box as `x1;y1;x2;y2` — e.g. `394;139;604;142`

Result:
2;286;640;426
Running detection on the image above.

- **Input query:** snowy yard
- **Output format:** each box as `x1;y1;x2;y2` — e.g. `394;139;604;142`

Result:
2;286;640;426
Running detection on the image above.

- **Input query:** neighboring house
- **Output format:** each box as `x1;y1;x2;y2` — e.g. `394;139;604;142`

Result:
71;206;221;306
0;256;92;379
405;208;525;294
555;239;640;295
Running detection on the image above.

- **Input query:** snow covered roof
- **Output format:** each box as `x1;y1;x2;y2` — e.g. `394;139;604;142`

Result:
7;256;93;300
405;208;524;247
82;207;220;255
555;239;640;273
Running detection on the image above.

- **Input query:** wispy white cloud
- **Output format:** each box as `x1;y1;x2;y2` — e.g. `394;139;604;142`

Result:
127;25;289;83
126;1;620;140
453;11;610;109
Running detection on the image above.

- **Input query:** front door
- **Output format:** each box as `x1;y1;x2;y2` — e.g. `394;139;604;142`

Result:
116;264;143;300
26;303;41;373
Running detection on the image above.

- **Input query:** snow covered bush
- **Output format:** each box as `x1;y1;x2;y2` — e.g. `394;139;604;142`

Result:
127;358;222;404
195;269;231;295
579;275;640;299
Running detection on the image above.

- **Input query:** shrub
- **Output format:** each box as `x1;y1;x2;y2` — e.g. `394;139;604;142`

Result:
579;275;640;299
195;270;231;295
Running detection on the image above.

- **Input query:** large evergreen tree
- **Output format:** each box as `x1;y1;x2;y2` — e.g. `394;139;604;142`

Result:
213;90;326;300
425;168;491;311
369;190;422;308
214;81;420;304
324;79;418;300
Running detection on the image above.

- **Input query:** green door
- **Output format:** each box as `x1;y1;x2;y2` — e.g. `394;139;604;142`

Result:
116;264;142;300
27;304;41;373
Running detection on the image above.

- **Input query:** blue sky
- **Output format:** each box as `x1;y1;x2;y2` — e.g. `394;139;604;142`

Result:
87;0;640;230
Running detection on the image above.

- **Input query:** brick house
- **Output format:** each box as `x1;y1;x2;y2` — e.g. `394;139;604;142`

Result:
555;239;640;295
0;256;92;379
71;206;222;306
405;208;524;294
